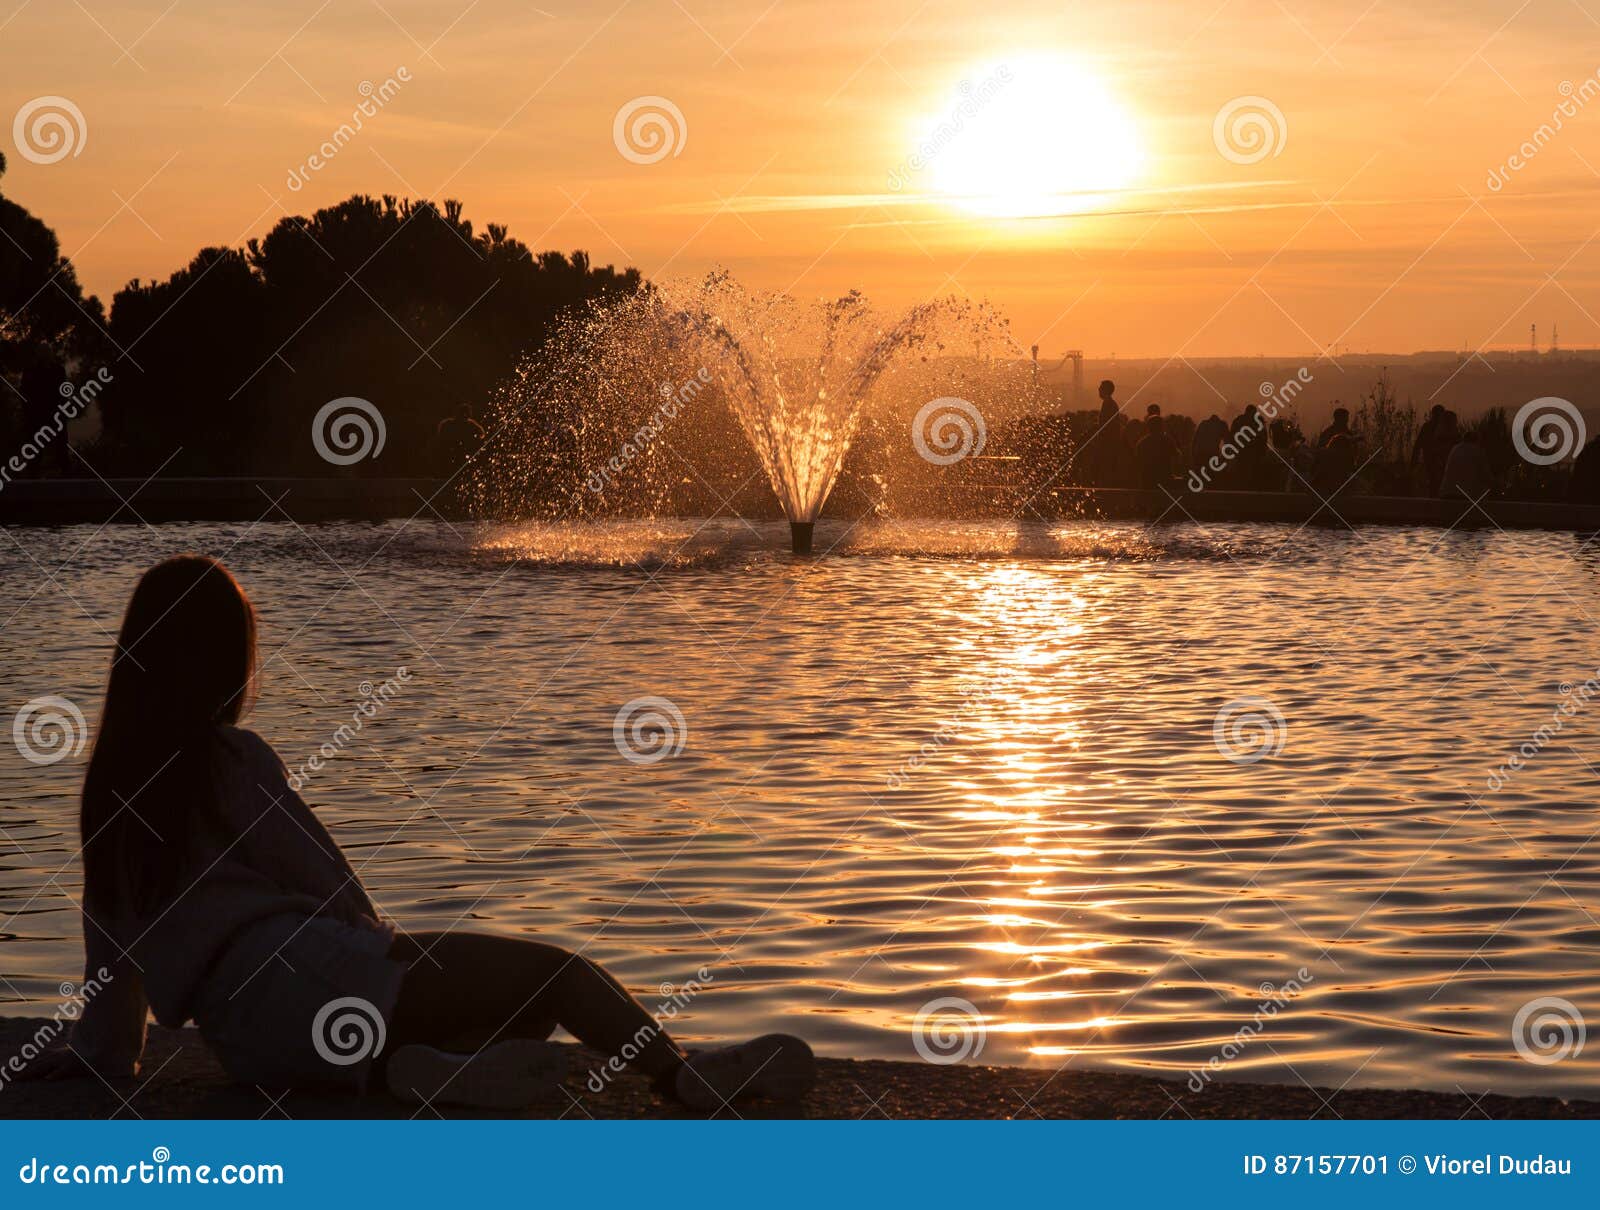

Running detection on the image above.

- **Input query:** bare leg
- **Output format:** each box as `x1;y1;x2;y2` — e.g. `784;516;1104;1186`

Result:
384;931;684;1080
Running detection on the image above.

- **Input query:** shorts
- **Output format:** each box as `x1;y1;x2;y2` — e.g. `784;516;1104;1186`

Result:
192;913;405;1091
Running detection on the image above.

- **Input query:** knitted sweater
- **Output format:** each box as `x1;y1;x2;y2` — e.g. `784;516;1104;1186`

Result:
71;726;390;1075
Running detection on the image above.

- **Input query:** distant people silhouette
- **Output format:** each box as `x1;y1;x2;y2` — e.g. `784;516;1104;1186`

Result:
1413;405;1459;496
1439;428;1492;500
1317;406;1351;449
1225;404;1270;489
1163;412;1192;453
1314;431;1358;493
1087;379;1124;486
1191;412;1227;470
1269;418;1312;490
1097;379;1120;427
1135;412;1179;488
24;556;815;1112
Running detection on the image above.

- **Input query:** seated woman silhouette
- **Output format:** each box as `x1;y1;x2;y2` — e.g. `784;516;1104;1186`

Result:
27;555;814;1111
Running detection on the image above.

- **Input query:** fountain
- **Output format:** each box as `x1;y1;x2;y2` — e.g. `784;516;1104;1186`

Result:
466;270;1019;556
656;273;980;557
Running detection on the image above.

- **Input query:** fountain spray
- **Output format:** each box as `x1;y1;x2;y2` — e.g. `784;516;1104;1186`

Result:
466;271;1012;557
660;275;973;559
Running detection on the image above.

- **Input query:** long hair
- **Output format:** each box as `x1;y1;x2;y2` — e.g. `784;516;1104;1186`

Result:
81;556;257;917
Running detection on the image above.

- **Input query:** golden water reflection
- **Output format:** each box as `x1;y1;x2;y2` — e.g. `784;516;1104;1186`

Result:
4;519;1599;1098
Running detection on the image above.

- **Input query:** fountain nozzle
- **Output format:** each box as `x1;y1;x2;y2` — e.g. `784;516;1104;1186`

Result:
789;521;815;556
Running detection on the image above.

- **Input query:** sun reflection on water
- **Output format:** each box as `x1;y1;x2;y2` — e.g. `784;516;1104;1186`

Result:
9;521;1600;1096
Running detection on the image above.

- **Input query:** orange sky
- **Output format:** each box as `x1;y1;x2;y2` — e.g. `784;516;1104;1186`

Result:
6;0;1600;358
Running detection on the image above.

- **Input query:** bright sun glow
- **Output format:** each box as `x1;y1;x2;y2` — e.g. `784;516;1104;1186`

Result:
921;55;1143;218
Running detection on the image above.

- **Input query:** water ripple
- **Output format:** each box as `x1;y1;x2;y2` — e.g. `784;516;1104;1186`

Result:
2;519;1598;1098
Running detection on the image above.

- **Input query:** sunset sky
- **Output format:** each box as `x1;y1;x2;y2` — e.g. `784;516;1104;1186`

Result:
6;0;1600;358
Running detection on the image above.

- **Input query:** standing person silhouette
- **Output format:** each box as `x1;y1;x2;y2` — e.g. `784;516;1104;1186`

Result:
1097;379;1121;428
1089;379;1123;486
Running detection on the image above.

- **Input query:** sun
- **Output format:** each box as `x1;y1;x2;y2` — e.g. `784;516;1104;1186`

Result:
917;55;1144;218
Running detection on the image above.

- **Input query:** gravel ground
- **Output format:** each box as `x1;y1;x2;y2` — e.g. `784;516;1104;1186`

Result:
4;1020;1596;1119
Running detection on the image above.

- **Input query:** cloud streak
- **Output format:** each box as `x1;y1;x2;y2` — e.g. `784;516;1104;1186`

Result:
665;178;1600;232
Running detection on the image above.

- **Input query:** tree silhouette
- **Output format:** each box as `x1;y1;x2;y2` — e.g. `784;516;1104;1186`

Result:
98;194;641;478
0;150;108;475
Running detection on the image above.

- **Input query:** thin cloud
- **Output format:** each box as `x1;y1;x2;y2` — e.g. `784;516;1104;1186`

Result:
663;179;1300;215
664;180;1600;230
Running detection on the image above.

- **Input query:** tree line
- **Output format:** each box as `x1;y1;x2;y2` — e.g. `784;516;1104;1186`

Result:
1;149;640;482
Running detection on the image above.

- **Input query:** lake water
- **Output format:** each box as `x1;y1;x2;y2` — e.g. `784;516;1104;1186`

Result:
4;517;1600;1099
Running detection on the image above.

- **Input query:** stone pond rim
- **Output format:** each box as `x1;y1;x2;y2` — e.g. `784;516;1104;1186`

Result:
3;478;1600;533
